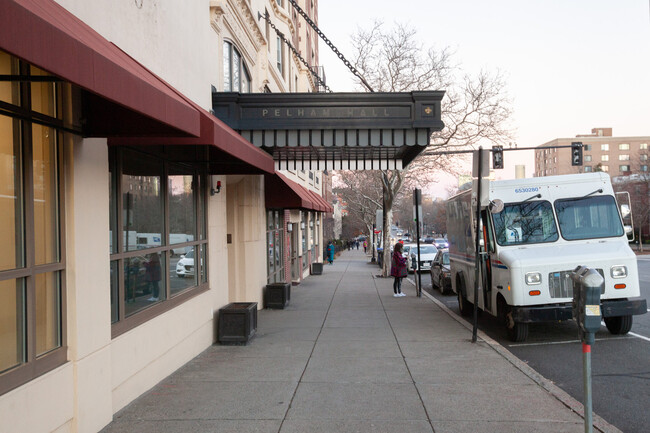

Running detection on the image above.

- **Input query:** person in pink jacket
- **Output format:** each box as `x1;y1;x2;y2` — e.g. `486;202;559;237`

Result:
390;243;408;297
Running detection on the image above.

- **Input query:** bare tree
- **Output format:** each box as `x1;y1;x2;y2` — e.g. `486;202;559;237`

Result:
350;21;513;276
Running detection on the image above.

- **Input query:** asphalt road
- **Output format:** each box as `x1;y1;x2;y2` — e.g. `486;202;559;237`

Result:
414;258;650;433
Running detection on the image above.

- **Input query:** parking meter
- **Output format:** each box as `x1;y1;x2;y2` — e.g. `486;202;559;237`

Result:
571;266;603;345
570;265;603;433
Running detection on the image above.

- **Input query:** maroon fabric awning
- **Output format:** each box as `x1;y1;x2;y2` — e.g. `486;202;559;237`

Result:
307;190;333;213
110;102;275;175
0;0;200;137
265;173;327;212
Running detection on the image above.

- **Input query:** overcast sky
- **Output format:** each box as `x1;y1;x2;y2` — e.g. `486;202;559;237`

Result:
318;0;650;185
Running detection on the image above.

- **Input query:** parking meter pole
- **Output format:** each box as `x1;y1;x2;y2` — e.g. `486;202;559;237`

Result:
571;266;602;433
583;342;593;433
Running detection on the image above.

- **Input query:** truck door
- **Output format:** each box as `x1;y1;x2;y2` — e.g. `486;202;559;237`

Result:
480;211;495;313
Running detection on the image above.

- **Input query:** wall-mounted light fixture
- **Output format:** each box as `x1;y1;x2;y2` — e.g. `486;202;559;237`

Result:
316;218;320;226
210;176;221;195
309;220;314;228
287;224;293;232
301;222;305;230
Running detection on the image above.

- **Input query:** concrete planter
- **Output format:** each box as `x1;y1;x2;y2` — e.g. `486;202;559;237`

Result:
311;262;323;275
265;282;290;309
217;302;257;345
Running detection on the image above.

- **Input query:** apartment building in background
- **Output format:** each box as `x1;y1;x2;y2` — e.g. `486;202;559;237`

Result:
535;127;650;177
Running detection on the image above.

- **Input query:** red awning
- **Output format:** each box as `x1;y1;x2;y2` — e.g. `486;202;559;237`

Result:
110;101;276;175
265;173;328;212
0;0;200;137
314;193;334;213
305;189;332;213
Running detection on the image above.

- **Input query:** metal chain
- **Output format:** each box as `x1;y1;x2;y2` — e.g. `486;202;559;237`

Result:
260;12;331;93
287;0;374;93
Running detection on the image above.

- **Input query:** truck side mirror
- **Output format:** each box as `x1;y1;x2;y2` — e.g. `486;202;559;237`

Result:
620;204;630;218
489;199;504;214
624;225;633;236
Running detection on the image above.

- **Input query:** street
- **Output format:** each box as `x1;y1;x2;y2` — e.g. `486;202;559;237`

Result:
415;257;650;433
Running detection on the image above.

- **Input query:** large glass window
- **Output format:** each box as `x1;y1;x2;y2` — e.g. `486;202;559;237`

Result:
266;211;284;283
223;41;251;93
0;50;71;395
555;195;623;240
109;148;208;332
492;201;558;246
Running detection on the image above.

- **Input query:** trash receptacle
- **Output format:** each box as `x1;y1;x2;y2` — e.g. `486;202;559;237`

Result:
377;248;384;267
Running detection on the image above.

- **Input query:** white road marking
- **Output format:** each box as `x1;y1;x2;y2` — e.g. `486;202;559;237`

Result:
509;336;634;347
628;332;650;343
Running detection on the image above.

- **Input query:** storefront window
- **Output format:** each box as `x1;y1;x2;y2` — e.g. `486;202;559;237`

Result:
266;210;284;283
301;212;308;270
109;148;208;332
0;51;70;395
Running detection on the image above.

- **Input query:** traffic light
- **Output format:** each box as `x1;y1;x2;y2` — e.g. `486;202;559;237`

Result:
492;146;504;169
571;142;583;166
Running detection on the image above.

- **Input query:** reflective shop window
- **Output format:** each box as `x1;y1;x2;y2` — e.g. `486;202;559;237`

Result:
109;148;208;329
266;210;284;283
0;279;25;374
0;50;70;395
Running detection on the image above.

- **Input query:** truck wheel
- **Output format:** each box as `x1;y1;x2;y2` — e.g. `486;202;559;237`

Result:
457;289;472;317
499;298;528;342
507;321;529;342
604;315;633;335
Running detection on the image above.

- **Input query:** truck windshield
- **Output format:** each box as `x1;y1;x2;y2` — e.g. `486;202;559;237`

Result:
555;195;623;240
492;200;559;246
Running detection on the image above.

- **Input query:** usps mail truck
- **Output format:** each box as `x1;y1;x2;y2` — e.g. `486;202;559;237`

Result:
446;172;647;341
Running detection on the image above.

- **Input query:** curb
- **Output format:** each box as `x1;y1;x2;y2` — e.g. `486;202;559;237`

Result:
406;278;622;433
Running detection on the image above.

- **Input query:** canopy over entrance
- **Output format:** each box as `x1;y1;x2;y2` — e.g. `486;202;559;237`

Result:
213;91;445;171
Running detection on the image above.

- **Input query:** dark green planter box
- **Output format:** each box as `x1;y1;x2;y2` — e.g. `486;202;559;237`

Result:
311;262;323;275
217;302;257;345
265;282;290;309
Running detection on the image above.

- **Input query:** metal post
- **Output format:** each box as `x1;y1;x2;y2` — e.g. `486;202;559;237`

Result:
472;148;483;343
414;189;422;297
371;223;376;263
583;342;593;433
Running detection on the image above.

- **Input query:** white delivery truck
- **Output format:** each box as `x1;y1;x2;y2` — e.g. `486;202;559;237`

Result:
446;172;647;342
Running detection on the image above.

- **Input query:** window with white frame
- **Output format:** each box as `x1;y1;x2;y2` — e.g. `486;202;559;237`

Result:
619;143;630;150
641;143;648;150
602;155;609;161
619;165;630;172
619;154;630;161
276;36;284;75
223;41;251;93
601;144;609;151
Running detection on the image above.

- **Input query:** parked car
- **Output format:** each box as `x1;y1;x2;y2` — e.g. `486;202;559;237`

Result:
402;243;417;260
409;244;438;272
430;248;451;294
176;249;195;278
423;236;434;244
434;238;449;249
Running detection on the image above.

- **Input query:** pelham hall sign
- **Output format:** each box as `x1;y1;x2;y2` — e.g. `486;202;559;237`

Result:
213;91;444;171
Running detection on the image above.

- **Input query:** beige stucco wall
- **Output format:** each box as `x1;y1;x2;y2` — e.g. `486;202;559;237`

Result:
226;175;267;306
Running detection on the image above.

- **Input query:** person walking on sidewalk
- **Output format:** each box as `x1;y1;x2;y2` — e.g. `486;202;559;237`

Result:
326;241;335;265
390;243;407;297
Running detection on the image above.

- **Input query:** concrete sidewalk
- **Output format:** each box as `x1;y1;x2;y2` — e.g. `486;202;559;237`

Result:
102;249;620;433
